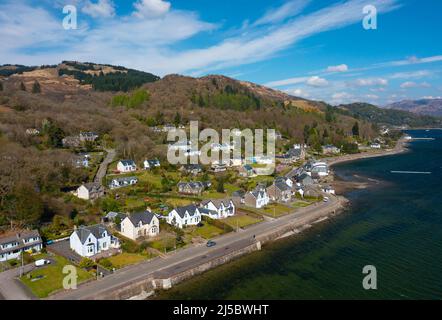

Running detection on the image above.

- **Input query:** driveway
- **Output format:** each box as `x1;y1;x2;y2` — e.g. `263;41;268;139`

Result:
0;263;37;300
47;240;82;265
94;149;116;184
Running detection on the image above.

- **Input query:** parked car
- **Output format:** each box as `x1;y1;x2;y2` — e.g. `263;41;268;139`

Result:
35;259;51;267
206;240;217;248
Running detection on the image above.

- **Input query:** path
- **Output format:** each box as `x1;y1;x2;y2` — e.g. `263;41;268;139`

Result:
94;149;116;184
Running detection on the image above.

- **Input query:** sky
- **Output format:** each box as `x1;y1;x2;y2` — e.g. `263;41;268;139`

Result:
1;0;442;105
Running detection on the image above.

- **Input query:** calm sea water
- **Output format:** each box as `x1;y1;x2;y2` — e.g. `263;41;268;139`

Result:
158;130;442;300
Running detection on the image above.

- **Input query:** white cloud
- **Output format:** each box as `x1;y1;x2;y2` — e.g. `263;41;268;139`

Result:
287;88;310;98
254;0;311;26
0;0;401;76
389;70;432;79
353;78;388;87
327;64;348;72
82;0;115;18
306;76;328;87
400;81;431;89
421;96;442;99
133;0;171;19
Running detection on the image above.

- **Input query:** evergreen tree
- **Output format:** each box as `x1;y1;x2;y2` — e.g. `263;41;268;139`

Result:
32;80;41;94
0;81;3;91
20;81;26;91
352;121;360;136
174;112;182;127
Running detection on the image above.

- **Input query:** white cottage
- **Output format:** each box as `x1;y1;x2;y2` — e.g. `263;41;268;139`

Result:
244;189;270;209
200;199;236;219
0;230;43;262
70;224;120;258
166;205;202;229
120;211;160;241
117;160;137;173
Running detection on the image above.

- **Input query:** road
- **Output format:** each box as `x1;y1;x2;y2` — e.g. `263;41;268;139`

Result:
94;149;116;184
49;195;343;300
0;263;37;300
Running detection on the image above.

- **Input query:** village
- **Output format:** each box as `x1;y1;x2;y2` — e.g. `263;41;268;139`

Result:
0;124;394;299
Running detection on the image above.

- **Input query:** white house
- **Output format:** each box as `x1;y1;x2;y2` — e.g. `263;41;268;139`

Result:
120;211;160;241
76;183;105;201
109;176;138;189
166;205;202;229
244;190;270;209
143;159;160;170
200;199;236;219
117;160;137;173
0;230;43;262
70;224;120;258
308;161;329;177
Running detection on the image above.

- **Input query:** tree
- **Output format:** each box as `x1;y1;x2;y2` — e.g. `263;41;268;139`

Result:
79;258;95;269
32;81;41;94
0;81;3;91
20;81;26;91
174;112;182;127
216;177;225;193
352;121;360;136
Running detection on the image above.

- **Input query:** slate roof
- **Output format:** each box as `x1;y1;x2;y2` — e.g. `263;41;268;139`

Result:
274;181;291;192
82;182;103;193
74;224;110;244
119;160;136;166
173;205;199;218
127;211;155;226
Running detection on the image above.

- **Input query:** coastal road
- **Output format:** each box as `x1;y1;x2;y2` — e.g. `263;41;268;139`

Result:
94;149;116;184
49;195;343;300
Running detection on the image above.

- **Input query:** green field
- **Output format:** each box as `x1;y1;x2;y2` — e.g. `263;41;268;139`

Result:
224;214;263;229
187;224;225;239
259;203;292;217
20;255;93;298
101;253;147;269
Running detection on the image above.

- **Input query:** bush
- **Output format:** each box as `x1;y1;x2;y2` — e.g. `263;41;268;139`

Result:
99;258;113;269
79;258;95;269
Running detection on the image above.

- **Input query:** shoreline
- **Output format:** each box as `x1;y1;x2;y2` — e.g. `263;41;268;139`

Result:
150;138;410;300
46;139;409;300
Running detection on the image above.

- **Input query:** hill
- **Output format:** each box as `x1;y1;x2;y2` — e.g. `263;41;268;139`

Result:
336;102;442;127
386;98;442;117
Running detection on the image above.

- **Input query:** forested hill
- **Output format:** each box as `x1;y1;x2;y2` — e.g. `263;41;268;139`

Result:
336;103;442;127
0;61;160;92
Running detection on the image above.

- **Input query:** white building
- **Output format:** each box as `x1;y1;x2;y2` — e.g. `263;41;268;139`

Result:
309;161;329;177
70;224;120;258
200;199;236;219
143;159;160;170
76;183;105;201
109;176;138;189
0;230;43;262
166;205;202;229
117;160;137;173
120;211;160;241
244;190;270;209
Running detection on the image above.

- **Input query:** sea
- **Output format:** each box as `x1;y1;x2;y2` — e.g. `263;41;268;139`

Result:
156;129;442;300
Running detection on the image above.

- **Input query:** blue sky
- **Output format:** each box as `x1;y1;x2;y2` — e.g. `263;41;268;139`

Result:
1;0;442;105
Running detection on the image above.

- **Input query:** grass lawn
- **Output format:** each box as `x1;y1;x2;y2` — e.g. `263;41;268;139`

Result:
224;214;263;229
125;197;148;209
291;200;312;208
188;224;224;240
260;203;292;217
147;234;178;252
20;255;93;298
103;253;147;269
166;197;195;207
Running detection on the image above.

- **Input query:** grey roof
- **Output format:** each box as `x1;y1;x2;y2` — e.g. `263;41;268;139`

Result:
232;189;245;197
183;164;202;171
82;182;103;193
74;224;110;244
250;190;267;199
173;205;199;218
274;181;291;192
112;176;138;183
119;159;136;166
201;199;234;208
0;230;40;246
145;159;160;166
243;164;253;171
287;148;302;157
127;211;155;226
105;212;127;220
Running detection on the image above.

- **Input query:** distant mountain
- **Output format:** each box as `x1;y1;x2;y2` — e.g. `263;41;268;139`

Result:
336;102;442;127
386;99;442;117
